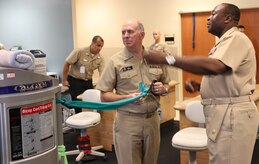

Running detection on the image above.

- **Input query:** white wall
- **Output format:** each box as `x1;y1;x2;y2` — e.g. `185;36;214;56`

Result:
73;0;178;48
0;0;73;78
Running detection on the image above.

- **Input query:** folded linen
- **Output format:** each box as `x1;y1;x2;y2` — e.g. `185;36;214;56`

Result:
0;50;35;70
0;43;5;50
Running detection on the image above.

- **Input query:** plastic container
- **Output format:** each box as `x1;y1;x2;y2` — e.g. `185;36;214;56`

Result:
29;50;47;75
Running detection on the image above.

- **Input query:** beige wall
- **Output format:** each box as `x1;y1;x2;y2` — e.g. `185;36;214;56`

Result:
73;0;259;48
72;0;259;101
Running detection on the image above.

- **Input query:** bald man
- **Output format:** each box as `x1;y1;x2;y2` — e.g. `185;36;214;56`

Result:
96;19;171;164
149;30;170;54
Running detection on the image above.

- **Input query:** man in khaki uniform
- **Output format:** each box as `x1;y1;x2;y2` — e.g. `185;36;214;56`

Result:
149;30;170;54
62;35;104;113
96;19;170;164
144;3;259;164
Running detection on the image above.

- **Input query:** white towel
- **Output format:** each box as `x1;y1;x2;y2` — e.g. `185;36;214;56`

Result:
0;50;35;70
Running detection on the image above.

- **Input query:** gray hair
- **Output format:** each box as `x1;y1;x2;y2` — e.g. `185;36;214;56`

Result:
137;21;145;32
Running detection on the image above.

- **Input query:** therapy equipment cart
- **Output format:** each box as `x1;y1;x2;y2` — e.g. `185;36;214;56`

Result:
0;67;63;164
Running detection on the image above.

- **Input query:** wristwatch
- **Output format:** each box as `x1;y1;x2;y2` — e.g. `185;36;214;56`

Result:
161;87;168;96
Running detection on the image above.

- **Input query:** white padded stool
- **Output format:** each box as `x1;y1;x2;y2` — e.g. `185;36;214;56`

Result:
65;111;106;161
172;100;207;164
66;112;100;129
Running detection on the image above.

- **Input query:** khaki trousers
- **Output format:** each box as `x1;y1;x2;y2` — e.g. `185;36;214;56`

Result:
204;101;259;164
113;111;160;164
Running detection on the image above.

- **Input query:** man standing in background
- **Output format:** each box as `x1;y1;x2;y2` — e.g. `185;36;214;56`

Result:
62;35;104;113
149;30;170;54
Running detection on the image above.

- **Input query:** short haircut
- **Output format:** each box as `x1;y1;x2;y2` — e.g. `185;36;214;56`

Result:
92;35;104;43
137;21;145;32
223;3;240;21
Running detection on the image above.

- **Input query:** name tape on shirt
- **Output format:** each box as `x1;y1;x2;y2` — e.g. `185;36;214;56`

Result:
122;66;133;72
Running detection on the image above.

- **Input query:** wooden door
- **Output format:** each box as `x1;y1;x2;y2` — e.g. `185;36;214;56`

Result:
238;9;259;83
181;12;215;97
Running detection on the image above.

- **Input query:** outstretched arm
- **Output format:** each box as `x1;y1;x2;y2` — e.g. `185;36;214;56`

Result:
144;50;229;75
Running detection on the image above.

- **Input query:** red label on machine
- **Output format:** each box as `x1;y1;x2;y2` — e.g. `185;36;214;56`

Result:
21;102;52;116
6;72;15;78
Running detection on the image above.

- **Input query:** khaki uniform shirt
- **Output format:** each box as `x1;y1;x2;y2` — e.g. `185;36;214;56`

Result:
96;48;171;113
149;43;170;54
200;27;256;98
66;46;104;80
200;27;256;141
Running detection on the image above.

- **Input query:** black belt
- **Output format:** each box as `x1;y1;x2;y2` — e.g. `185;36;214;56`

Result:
117;110;156;118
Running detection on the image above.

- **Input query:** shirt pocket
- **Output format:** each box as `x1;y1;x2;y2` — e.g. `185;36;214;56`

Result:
120;69;138;79
92;57;102;70
148;67;163;79
79;57;90;67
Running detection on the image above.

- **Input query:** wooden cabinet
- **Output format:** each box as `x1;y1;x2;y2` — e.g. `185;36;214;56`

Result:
160;80;178;123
